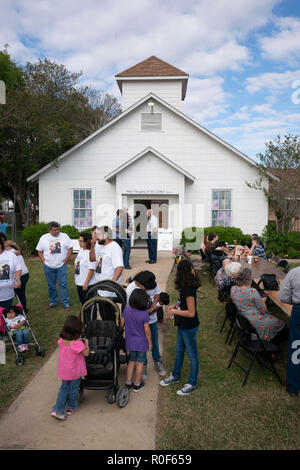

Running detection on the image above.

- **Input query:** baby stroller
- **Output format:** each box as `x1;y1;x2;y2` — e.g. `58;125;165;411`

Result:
78;280;130;408
0;298;46;366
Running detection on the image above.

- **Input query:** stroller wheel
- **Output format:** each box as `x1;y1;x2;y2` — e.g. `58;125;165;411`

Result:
116;386;130;408
107;389;116;404
16;356;25;366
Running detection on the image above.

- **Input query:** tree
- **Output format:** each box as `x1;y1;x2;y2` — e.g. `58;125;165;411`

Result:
247;134;300;234
0;52;121;225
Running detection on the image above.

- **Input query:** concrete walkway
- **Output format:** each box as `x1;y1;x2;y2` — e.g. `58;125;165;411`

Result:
0;249;174;450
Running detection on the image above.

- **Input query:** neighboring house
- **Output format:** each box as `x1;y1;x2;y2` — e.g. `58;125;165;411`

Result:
27;56;270;246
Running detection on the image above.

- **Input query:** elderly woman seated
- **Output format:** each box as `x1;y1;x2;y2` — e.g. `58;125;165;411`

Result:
230;267;288;344
217;261;242;299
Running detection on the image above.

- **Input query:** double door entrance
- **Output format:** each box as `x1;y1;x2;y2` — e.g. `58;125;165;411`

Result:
133;199;169;247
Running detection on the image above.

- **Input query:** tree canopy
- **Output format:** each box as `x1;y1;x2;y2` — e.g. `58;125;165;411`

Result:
0;48;121;224
247;134;300;234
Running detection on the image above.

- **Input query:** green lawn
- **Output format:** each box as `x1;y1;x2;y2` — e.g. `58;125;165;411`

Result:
156;263;300;450
0;257;81;417
1;257;300;449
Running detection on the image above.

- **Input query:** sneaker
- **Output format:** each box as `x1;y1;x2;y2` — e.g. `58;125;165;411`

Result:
64;305;71;311
125;382;133;389
133;382;145;392
159;374;180;387
18;344;26;353
24;344;29;352
142;364;147;380
176;384;198;396
154;360;166;376
65;409;75;415
46;304;57;309
51;411;67;420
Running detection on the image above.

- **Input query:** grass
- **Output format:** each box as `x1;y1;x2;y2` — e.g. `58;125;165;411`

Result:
0;256;81;417
1;255;299;448
156;262;300;450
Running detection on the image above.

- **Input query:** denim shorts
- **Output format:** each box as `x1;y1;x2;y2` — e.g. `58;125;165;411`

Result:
129;351;147;362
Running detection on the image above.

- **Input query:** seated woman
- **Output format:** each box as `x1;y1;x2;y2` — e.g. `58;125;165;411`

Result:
218;261;242;297
230;267;288;344
215;258;231;288
202;232;218;259
244;236;267;259
210;241;229;274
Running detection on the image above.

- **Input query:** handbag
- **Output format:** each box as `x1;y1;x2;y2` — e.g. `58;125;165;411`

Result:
258;273;279;291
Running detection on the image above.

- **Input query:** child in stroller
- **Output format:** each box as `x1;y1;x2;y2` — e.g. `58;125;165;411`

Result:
3;305;29;352
1;302;45;366
78;279;130;408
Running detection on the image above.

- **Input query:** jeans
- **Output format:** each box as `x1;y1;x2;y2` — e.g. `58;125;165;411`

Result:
0;298;13;308
286;304;300;394
76;285;88;305
14;328;30;346
43;264;69;306
172;326;199;386
145;321;161;364
147;233;157;262
14;272;29;313
53;378;81;414
122;239;131;268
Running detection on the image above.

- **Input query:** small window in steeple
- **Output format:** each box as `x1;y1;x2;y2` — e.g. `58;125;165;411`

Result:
141;113;162;131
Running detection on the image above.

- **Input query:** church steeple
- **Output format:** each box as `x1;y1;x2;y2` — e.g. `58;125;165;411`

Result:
115;56;189;110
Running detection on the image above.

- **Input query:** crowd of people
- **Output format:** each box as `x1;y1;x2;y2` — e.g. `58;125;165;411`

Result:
202;230;300;397
1;222;300;422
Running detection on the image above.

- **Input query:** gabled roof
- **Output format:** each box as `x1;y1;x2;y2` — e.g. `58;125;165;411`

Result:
115;56;188;78
104;147;195;183
27;92;273;183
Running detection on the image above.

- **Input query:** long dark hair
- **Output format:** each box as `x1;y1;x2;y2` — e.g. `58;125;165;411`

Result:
175;259;201;290
60;315;83;340
79;232;92;249
132;270;157;290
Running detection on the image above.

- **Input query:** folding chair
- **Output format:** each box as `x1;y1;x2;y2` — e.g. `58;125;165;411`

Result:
277;259;291;274
219;298;237;344
227;314;283;387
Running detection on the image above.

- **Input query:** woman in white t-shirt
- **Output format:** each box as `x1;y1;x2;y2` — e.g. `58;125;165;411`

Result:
126;270;166;379
74;232;96;305
0;237;22;308
4;238;30;313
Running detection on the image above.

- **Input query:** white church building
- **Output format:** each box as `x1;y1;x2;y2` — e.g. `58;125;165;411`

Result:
27;56;269;247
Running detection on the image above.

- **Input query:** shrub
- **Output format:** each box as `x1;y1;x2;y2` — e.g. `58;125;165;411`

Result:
23;222;49;254
23;222;81;254
262;224;300;258
180;226;252;252
60;225;80;239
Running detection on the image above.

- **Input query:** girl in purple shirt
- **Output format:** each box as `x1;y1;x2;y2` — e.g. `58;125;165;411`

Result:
121;289;152;392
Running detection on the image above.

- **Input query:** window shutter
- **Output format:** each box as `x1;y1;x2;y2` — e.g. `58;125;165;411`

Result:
141;113;162;131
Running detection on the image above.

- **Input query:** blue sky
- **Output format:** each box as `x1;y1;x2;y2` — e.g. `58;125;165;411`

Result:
1;0;300;160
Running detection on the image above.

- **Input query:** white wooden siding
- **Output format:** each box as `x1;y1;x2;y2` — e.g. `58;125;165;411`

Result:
38;100;268;236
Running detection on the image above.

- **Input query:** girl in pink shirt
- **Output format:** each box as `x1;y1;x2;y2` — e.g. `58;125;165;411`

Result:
51;316;89;421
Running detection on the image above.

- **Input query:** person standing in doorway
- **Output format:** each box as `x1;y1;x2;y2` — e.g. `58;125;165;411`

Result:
146;209;158;264
120;208;133;270
279;266;300;397
36;222;73;310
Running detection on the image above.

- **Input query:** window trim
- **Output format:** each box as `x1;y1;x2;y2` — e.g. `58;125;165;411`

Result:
211;188;232;227
72;188;92;229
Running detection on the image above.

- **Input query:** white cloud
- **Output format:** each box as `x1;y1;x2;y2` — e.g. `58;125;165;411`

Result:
259;16;300;65
245;70;300;93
